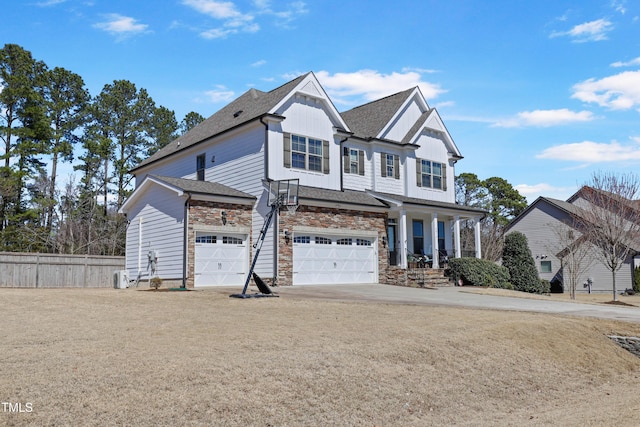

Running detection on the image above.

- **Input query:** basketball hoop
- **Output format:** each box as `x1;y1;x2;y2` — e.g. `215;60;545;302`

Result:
286;203;298;214
268;179;299;211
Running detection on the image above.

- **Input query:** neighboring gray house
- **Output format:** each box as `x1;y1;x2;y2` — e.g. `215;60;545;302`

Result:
119;72;486;288
505;187;640;294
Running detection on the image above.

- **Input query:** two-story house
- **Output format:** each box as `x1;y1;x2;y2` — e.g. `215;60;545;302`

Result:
505;186;640;294
119;72;485;288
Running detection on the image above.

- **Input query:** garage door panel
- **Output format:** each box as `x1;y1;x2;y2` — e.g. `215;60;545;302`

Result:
195;233;247;287
293;233;377;285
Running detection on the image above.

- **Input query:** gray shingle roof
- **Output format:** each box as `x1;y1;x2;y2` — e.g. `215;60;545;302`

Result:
370;191;487;215
133;73;310;171
151;175;256;200
340;88;416;140
298;186;388;208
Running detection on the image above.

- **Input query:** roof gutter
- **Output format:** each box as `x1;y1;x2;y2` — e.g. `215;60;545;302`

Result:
131;113;286;174
181;193;191;289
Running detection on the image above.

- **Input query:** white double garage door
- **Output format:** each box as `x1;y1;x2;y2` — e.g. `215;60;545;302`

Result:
292;232;378;285
194;231;378;287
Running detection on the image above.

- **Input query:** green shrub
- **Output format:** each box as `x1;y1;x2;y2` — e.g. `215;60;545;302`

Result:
538;279;551;295
448;257;511;289
502;231;544;294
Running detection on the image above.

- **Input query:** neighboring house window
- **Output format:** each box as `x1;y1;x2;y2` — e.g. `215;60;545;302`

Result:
283;133;330;174
416;159;447;190
540;260;552;273
413;220;424;254
343;147;365;175
196;154;206;181
381;153;400;179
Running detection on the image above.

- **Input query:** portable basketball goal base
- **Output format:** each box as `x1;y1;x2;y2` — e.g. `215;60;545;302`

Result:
230;179;299;299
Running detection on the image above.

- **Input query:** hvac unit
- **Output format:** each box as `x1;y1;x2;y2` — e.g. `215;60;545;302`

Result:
113;270;129;289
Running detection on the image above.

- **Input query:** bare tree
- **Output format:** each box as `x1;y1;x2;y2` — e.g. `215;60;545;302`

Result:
548;222;593;300
573;172;640;301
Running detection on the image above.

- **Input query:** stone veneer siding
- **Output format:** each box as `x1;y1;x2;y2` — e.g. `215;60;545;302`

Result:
276;205;388;286
186;200;253;288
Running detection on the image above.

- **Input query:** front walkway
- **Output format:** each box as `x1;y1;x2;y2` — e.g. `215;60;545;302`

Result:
275;284;640;324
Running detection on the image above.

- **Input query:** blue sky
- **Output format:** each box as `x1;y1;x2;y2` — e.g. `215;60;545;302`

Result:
3;0;640;203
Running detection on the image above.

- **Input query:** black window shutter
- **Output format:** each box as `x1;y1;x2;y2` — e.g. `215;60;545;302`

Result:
416;158;422;187
381;153;387;177
283;133;291;168
358;150;365;176
322;140;330;174
442;163;447;191
343;147;349;173
394;155;400;179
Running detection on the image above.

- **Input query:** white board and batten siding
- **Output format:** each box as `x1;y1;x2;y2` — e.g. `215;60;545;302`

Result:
268;96;342;191
124;184;186;280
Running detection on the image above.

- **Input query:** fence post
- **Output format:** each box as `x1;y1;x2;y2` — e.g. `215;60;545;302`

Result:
35;254;40;288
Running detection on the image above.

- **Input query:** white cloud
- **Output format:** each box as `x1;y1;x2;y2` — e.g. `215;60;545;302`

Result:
183;0;245;19
315;69;445;105
493;109;595;128
515;183;576;203
572;70;640;110
550;18;613;42
183;0;257;38
183;0;306;38
251;59;267;67
204;85;235;102
94;14;149;38
36;0;67;6
536;140;640;162
611;57;640;67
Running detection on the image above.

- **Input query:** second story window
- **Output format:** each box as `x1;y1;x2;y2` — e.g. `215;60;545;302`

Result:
343;147;365;175
284;133;330;174
417;159;446;190
196;154;206;181
381;153;399;179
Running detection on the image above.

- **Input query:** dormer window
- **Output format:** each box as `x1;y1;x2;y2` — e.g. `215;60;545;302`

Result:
196;154;205;181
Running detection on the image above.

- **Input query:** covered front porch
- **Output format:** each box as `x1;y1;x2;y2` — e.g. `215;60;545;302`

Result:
373;193;486;270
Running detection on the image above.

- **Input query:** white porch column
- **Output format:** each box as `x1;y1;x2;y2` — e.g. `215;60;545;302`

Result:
431;213;439;269
399;209;408;268
474;218;482;258
454;216;461;258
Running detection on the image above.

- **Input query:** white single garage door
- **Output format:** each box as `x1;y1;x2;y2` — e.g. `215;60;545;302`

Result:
194;232;248;287
293;234;377;285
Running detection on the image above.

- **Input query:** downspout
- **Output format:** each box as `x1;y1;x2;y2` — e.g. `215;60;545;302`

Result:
338;135;349;191
260;116;269;180
182;193;191;289
259;116;275;283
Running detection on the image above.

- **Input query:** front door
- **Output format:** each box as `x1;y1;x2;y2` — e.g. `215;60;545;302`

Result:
387;223;397;265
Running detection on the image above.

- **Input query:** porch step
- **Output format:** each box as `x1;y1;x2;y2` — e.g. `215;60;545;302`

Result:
387;266;452;288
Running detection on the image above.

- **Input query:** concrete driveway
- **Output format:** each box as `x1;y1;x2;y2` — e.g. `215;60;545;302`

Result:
275;284;640;324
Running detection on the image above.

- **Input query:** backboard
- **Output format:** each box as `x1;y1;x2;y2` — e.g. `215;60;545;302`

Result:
267;179;299;208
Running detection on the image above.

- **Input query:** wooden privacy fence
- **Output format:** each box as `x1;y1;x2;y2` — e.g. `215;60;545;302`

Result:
0;252;125;288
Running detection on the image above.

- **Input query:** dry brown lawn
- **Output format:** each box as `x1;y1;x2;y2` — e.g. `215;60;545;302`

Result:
2;286;640;426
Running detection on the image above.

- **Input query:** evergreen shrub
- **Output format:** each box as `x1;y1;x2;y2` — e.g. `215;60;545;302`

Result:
448;257;512;289
502;231;544;294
